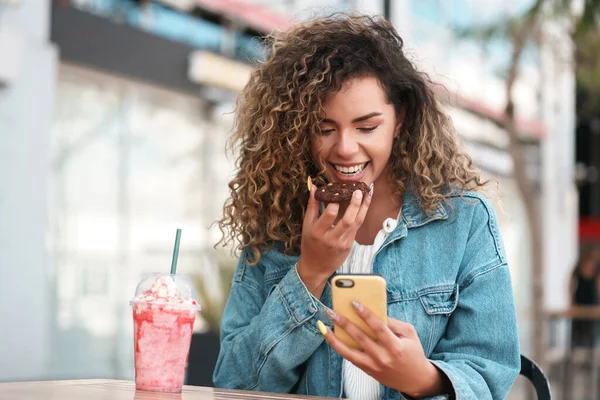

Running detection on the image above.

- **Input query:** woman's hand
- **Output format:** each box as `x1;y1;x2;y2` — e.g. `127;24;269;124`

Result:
319;303;452;398
297;178;371;298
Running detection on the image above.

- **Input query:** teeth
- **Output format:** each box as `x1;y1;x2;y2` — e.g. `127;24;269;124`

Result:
334;163;367;175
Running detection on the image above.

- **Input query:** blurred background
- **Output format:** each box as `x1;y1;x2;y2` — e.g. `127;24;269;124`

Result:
0;0;599;399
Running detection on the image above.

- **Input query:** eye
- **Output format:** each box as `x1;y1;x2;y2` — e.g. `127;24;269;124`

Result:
319;128;335;135
358;126;378;132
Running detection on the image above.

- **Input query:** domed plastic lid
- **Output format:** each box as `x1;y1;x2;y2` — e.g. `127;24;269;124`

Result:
130;273;200;310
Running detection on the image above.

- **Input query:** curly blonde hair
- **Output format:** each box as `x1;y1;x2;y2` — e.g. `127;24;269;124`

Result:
218;13;487;264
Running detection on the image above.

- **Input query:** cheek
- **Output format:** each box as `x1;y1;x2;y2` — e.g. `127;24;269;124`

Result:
372;138;394;165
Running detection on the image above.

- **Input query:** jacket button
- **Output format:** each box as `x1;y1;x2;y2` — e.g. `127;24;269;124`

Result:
383;218;397;233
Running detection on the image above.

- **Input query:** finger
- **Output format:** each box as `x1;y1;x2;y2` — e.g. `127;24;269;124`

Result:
313;202;339;235
354;185;373;226
318;321;377;371
327;308;383;355
303;177;320;227
387;318;419;339
340;188;373;241
330;190;364;237
351;301;397;346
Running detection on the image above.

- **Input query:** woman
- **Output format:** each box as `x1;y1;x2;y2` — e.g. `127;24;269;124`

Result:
213;13;520;399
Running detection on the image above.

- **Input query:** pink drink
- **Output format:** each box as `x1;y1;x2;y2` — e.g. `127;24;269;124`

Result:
131;274;199;393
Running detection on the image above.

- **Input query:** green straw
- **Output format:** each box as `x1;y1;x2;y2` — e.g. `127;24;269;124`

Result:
170;229;182;275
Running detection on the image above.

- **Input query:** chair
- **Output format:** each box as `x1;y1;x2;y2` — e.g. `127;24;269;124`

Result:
519;354;552;399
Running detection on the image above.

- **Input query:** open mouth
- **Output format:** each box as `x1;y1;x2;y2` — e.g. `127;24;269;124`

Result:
332;162;368;177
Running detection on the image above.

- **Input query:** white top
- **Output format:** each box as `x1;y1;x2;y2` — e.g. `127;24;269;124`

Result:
337;216;398;400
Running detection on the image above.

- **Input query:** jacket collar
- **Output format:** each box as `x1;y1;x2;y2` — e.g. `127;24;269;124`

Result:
400;187;449;228
375;188;450;252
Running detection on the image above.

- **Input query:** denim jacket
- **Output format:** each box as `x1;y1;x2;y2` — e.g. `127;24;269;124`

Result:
213;190;520;399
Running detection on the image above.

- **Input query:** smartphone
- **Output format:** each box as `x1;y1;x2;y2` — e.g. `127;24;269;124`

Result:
331;274;387;350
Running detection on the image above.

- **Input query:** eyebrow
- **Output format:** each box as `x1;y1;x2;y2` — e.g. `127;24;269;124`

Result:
321;112;383;124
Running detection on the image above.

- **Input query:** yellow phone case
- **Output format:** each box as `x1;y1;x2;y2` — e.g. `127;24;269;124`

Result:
331;274;387;350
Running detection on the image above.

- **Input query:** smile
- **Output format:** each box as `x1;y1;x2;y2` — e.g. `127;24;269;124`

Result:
333;162;368;176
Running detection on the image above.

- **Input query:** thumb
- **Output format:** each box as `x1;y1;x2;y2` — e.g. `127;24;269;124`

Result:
304;177;319;226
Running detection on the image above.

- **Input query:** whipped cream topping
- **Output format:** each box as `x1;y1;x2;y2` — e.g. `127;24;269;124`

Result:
150;275;178;299
133;275;198;307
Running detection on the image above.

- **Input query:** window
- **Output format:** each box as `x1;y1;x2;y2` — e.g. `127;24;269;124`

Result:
49;64;234;379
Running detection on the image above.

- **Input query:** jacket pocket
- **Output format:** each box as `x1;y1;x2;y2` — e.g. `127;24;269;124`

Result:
415;283;459;355
417;283;459;316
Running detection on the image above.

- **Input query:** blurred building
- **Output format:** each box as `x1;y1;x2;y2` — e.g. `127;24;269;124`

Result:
0;0;577;383
0;0;272;382
387;0;578;355
0;0;57;383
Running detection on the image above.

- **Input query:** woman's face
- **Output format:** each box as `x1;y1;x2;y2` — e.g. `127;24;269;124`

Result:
311;76;399;189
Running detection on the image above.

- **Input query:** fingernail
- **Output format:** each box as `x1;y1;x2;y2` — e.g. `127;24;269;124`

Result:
352;300;362;311
355;190;363;200
369;183;374;196
325;307;338;321
307;176;312;192
317;320;327;336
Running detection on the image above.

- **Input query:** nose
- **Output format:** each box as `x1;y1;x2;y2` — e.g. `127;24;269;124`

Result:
334;131;359;158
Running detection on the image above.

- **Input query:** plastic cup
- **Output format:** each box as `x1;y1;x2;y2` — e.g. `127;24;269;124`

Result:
130;273;200;393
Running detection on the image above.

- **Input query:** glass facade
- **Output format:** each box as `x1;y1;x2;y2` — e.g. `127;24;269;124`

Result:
48;64;235;379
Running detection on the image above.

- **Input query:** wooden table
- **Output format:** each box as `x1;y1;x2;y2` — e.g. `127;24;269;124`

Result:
547;305;600;320
0;380;331;400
